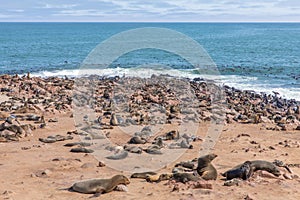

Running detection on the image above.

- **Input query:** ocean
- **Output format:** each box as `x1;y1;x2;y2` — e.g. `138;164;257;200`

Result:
0;22;299;99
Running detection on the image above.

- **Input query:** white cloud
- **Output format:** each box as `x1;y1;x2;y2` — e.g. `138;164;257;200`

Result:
41;4;78;9
54;9;105;16
1;0;300;22
7;9;24;12
0;14;13;18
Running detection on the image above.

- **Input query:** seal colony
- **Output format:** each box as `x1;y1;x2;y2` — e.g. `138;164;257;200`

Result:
1;73;300;143
0;74;300;199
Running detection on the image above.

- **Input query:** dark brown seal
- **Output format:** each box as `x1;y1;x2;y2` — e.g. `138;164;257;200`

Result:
222;160;281;177
222;161;253;180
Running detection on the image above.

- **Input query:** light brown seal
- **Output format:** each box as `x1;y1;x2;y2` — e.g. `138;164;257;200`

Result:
70;175;130;194
196;153;218;180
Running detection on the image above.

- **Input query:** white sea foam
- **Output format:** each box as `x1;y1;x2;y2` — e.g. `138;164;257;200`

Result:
30;67;300;101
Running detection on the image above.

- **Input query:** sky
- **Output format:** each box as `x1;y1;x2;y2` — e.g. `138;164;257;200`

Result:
0;0;300;22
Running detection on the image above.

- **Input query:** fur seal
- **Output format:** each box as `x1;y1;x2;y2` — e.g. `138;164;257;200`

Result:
222;161;253;180
124;145;142;154
131;172;157;179
110;113;118;126
70;147;94;153
146;173;173;183
196;154;218;180
64;142;92;147
165;130;180;140
106;150;128;160
128;136;147;144
223;160;281;177
39;135;73;143
152;137;164;147
249;160;281;176
175;161;195;169
173;173;200;183
144;145;162;155
70;175;130;194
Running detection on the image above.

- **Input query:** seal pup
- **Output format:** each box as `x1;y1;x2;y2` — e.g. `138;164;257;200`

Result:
70;175;130;194
196;154;218;180
222;161;253;180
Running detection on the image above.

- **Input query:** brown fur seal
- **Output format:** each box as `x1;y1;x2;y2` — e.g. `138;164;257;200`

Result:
173;173;200;183
70;175;130;194
196;153;218;180
146;173;173;183
70;147;94;153
106;150;128;160
250;160;281;176
128;136;147;144
175;161;195;169
165;130;179;140
131;172;157;179
222;161;253;180
110;113;118;126
223;160;281;177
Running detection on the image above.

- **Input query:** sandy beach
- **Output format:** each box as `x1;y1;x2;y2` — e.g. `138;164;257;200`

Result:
0;74;300;200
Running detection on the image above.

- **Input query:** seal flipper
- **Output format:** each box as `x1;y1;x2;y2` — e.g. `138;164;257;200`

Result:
89;192;102;198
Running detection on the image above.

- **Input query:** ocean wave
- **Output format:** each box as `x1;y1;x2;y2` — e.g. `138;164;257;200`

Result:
30;67;299;100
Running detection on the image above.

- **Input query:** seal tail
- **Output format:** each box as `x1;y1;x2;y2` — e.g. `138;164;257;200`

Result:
57;187;73;192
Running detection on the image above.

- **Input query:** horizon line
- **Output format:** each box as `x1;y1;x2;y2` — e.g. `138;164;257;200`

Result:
0;21;300;23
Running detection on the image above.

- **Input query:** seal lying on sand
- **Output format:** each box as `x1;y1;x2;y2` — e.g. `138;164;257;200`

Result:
106;150;128;160
196;154;218;180
222;160;281;177
146;173;173;183
128;136;147;144
173;173;200;183
222;161;253;180
70;175;130;194
131;172;157;179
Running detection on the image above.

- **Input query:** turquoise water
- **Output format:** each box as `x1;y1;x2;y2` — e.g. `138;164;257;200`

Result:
0;22;300;99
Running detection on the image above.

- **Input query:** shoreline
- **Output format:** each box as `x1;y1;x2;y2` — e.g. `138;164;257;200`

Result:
28;69;300;101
